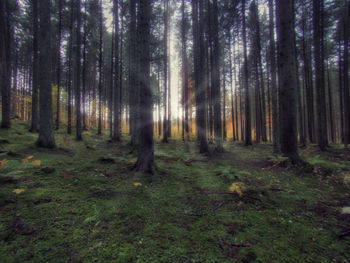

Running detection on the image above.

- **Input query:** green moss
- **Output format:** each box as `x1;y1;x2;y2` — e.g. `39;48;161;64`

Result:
0;121;349;262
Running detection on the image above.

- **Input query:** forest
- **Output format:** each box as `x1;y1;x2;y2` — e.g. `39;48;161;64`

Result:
0;0;349;262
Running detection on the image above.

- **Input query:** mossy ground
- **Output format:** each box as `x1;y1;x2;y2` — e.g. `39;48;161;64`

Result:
1;121;350;263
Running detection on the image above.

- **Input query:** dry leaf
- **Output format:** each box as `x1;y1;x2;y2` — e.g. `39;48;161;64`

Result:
26;155;34;160
21;159;29;163
0;159;8;168
33;160;41;166
133;182;142;187
229;182;246;197
13;189;25;195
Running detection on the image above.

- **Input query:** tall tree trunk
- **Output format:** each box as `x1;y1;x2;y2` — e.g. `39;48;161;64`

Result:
343;2;350;147
211;0;223;151
1;0;10;128
313;0;328;150
162;0;169;143
37;0;55;148
135;0;154;172
75;0;82;141
109;19;114;139
82;0;87;130
98;0;103;135
268;0;279;153
113;0;120;141
55;0;62;130
338;39;344;143
276;0;299;162
228;31;235;141
67;0;74;134
30;0;38;132
181;0;189;140
327;61;335;143
192;0;209;154
242;0;252;145
292;1;305;146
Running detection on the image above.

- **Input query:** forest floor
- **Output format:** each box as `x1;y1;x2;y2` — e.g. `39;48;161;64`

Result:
0;121;350;263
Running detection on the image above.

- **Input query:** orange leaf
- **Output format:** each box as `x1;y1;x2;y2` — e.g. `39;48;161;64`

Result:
33;160;41;166
0;159;8;168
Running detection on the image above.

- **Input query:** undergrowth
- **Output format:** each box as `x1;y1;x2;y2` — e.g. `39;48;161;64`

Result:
0;121;349;263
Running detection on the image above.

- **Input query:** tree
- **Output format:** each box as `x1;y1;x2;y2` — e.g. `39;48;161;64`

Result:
242;0;252;146
113;0;121;141
0;0;11;129
36;0;55;148
276;0;299;162
192;0;209;154
30;0;39;132
268;0;279;152
313;0;328;150
210;0;224;152
98;0;103;135
162;0;169;143
75;0;82;141
135;0;154;172
55;0;63;130
181;0;189;140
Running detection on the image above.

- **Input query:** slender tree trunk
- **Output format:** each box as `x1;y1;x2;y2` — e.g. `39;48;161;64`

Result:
37;0;55;148
181;0;189;140
343;2;350;147
30;0;38;132
242;0;252;145
75;0;82;141
192;0;209;154
82;0;87;130
162;0;169;143
55;0;62;130
135;0;154;172
268;0;279;153
228;31;235;141
276;0;299;162
292;2;305;146
1;0;10;128
98;0;103;135
223;68;227;141
157;65;161;137
67;0;74;134
327;61;335;143
113;0;120;141
338;39;344;143
313;0;328;150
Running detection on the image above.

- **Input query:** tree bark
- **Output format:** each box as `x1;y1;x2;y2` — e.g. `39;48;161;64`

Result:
268;0;279;153
55;0;62;130
30;0;38;132
192;0;209;154
313;0;328;150
36;0;55;148
75;0;82;141
135;0;154;172
242;0;252;146
276;0;299;162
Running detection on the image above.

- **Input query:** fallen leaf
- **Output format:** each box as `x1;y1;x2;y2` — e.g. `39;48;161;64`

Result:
33;160;41;166
0;159;8;168
341;207;350;214
229;182;246;197
13;189;25;195
26;155;34;160
60;173;71;179
21;159;29;163
133;182;142;187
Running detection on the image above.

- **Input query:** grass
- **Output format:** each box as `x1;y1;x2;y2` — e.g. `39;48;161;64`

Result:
0;121;350;263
